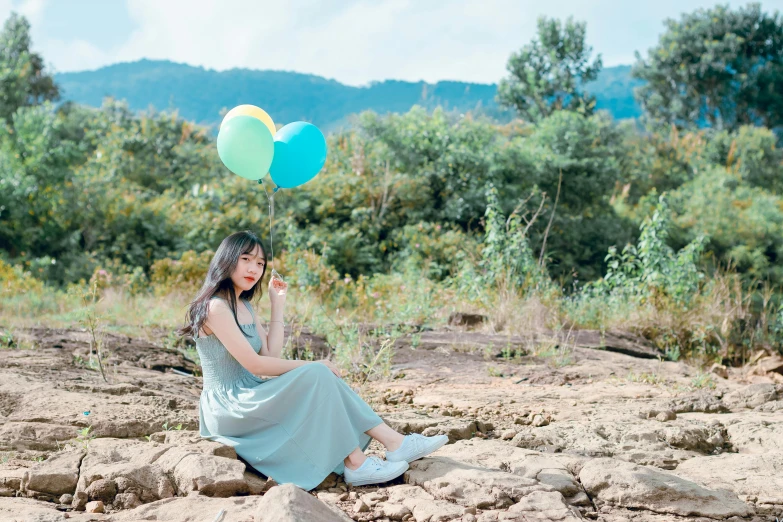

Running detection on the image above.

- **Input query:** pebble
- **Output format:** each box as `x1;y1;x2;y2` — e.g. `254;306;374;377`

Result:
85;500;104;513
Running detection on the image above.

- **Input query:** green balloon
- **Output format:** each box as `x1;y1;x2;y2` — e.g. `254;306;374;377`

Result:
217;115;274;180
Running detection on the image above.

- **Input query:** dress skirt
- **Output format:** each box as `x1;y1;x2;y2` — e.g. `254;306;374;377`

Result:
199;362;384;490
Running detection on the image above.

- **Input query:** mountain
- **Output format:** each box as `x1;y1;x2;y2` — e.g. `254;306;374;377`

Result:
54;59;643;131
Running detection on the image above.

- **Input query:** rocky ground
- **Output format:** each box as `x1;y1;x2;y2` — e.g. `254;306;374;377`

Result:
0;324;781;521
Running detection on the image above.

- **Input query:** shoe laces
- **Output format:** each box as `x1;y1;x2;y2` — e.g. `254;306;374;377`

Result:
406;433;426;452
365;455;385;471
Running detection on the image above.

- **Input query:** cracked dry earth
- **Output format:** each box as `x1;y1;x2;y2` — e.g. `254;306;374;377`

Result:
0;326;782;522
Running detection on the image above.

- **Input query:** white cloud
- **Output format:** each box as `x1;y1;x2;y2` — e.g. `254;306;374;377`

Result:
110;0;783;85
44;38;110;73
16;0;44;24
0;1;11;24
0;0;45;30
7;0;783;84
109;0;538;85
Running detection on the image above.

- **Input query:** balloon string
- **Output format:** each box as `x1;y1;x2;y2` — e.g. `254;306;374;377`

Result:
259;180;281;281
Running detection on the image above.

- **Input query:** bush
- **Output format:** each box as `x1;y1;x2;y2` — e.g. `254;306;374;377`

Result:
389;222;476;280
589;194;708;308
150;250;214;296
452;185;551;305
0;258;45;296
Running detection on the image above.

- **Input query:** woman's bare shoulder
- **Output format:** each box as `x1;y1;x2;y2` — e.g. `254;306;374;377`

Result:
206;298;232;317
202;298;230;333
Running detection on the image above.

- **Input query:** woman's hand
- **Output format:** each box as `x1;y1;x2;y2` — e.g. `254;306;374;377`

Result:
316;359;342;378
268;275;288;308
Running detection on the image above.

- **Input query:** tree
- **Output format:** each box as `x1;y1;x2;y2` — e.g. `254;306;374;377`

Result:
0;13;59;123
633;3;783;131
497;16;602;122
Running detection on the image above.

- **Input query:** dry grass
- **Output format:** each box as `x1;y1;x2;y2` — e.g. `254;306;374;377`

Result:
0;265;778;375
564;272;778;364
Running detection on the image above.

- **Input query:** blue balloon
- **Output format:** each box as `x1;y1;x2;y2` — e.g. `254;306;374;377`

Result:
269;122;327;189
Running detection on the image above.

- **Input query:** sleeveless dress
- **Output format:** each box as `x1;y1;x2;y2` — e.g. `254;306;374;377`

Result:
194;298;384;490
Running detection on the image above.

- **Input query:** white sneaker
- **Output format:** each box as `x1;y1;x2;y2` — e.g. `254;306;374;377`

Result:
344;456;409;486
385;433;449;463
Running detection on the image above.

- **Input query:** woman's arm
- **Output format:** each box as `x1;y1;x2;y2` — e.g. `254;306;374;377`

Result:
253;307;272;357
206;299;306;376
265;277;287;358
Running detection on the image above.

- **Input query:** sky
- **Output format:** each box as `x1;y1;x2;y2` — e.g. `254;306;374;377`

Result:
1;0;782;86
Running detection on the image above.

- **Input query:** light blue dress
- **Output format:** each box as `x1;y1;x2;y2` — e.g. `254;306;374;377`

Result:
194;298;383;490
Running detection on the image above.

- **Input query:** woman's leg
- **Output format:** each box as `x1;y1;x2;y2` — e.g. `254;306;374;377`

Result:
345;422;406;469
343;447;367;470
366;423;405;451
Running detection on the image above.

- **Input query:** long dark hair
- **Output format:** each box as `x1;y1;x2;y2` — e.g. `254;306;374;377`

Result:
178;231;267;339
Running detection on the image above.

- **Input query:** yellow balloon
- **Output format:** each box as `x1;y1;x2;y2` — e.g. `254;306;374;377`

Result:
222;105;276;137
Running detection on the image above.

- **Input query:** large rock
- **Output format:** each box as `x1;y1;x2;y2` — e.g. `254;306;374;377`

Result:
510;418;727;470
432;439;587;502
0;421;80;451
667;393;729;414
723;383;779;410
387;485;464;522
0;345;200;458
76;437;249;506
85;477;117;503
503;490;584;521
77;438;175;503
153;446;247;496
725;418;783;453
21;449;84;498
0;466;27;497
579;457;753;518
382;411;487;442
109;494;265;521
0;496;71;522
254;483;353;522
153;430;238;459
659;425;727;453
375;501;413;520
405;456;573;513
675;452;783;512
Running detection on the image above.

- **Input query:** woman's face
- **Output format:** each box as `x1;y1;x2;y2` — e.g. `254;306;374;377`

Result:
230;245;266;292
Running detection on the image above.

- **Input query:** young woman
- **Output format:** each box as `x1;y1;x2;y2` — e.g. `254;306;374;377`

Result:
179;231;447;489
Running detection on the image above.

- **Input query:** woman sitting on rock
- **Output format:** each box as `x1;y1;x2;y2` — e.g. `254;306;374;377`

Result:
178;230;447;489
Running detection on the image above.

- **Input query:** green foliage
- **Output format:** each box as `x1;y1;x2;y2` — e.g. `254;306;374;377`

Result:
633;2;783;131
701;126;783;194
498;16;603;122
667;166;783;283
479;185;541;288
0;258;45;296
162;421;183;431
690;371;716;389
515;110;636;282
0;13;59;122
588;194;708;307
70;281;111;382
453;185;550;303
75;426;95;450
389;222;474;280
150;250;214;297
